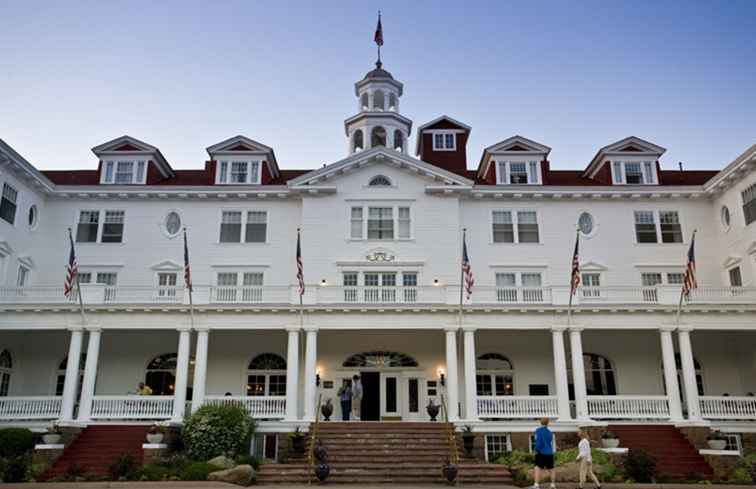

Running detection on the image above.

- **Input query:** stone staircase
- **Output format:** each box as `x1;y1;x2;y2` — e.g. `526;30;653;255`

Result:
608;425;713;480
257;422;511;484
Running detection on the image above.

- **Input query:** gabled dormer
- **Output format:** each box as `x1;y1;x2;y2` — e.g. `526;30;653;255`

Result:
584;136;666;185
477;136;551;185
92;136;174;185
206;136;279;185
415;116;471;176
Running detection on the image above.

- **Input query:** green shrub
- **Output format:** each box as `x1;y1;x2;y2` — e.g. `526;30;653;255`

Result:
139;464;178;481
623;449;657;483
0;428;34;458
183;404;253;460
108;453;138;480
510;467;531;487
2;455;31;483
235;454;261;470
179;461;221;481
496;449;535;468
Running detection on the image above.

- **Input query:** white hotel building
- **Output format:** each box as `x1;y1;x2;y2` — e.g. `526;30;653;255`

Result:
1;60;756;453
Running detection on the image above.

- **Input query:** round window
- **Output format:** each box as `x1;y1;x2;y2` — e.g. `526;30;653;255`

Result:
165;211;182;236
578;212;594;235
28;205;38;229
721;206;731;229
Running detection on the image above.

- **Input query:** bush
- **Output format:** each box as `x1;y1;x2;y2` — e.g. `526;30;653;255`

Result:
623;449;657;482
109;453;138;480
179;461;221;481
235;454;261;470
496;449;535;468
139;464;178;481
183;404;254;461
2;455;31;483
0;428;34;458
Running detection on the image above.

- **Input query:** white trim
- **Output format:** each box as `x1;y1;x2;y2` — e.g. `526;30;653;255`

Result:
490;209;542;244
215;159;263;185
217;208;269;244
430;130;458;151
72;208;127;245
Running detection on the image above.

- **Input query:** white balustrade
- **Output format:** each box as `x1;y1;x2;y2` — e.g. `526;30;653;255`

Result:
204;396;286;418
316;286;444;304
587;395;670;419
209;286;290;304
0;396;62;419
470;286;552;304
699;396;756;420
90;396;173;420
577;287;660;304
688;287;756;305
477;396;559;418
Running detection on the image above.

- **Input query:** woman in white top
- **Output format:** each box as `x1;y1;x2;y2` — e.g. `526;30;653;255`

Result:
576;430;601;489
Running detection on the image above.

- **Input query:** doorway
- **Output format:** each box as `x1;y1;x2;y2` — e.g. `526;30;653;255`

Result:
360;372;380;421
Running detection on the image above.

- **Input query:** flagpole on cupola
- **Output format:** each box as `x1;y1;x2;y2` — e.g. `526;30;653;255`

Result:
374;11;384;67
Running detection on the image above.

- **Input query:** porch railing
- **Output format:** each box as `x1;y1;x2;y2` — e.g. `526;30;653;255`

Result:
699;396;756;420
587;395;670;419
90;395;173;420
687;287;756;304
203;396;286;418
0;396;62;420
477;395;559;418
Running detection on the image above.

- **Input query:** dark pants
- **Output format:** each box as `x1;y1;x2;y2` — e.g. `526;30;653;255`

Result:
340;399;351;420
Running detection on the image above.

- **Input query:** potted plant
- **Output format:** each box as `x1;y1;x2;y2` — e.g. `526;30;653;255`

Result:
146;423;165;444
321;398;333;421
706;431;727;450
426;399;440;422
43;422;63;445
442;461;458;484
461;425;476;456
601;431;620;449
314;439;330;482
289;427;306;454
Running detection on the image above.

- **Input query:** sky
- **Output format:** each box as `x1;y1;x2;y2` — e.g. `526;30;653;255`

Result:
1;0;755;173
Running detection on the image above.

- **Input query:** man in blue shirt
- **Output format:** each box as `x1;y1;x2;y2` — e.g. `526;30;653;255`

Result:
533;417;555;489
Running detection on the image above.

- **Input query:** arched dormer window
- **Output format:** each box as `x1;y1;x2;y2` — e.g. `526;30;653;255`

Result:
360;93;369;111
368;175;392;187
247;353;287;396
352;130;364;152
373;91;385;111
393;130;404;152
388;93;397;111
371;126;387;147
476;353;514;396
0;350;12;396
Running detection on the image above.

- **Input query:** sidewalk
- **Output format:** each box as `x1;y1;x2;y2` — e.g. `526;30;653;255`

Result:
2;483;755;489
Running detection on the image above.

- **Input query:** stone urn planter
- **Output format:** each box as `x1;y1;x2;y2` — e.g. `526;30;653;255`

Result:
707;438;727;450
315;463;330;482
146;433;164;444
290;428;306;454
427;400;440;422
601;437;620;449
321;399;333;421
42;433;62;445
442;463;458;484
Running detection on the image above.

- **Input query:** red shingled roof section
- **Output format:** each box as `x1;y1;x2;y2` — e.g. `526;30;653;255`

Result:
659;170;718;185
544;170;604;186
156;170;213;186
41;170;100;185
270;169;310;184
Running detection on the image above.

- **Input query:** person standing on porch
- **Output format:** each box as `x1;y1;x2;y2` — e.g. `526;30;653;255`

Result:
338;380;352;421
532;417;556;489
351;374;363;421
576;430;601;489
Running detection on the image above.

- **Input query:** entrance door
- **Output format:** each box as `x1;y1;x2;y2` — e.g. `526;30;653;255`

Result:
360;372;380;421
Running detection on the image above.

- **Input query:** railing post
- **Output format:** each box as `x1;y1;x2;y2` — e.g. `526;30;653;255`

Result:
462;327;478;421
659;326;683;422
77;327;102;422
551;326;572;421
303;327;318;421
285;327;300;421
678;326;702;421
171;328;192;422
191;328;209;413
569;327;590;421
59;327;84;422
444;327;460;422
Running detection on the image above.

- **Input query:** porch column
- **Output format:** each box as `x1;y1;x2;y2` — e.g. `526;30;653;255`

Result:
303;327;318;421
77;328;102;421
678;327;702;421
191;328;209;413
569;327;589;421
59;327;84;422
285;327;300;421
551;327;571;421
171;328;192;422
660;327;684;422
444;327;459;422
462;327;478;421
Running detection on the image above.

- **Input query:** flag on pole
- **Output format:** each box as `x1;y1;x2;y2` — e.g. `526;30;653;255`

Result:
64;229;78;298
296;229;305;296
183;227;192;292
570;231;581;295
374;12;384;47
462;233;474;300
682;231;697;298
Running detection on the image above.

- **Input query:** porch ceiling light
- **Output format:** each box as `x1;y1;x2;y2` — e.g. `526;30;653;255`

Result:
433;279;440;286
320;279;327;286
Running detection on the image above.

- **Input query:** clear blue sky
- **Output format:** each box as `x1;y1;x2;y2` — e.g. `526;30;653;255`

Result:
1;0;754;173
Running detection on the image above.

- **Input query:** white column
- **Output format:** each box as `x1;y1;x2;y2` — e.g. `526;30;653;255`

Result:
660;327;684;422
569;327;589;421
191;329;209;413
444;327;459;422
285;327;300;421
171;328;192;422
678;327;702;421
462;327;478;421
59;328;84;422
303;327;318;421
77;328;101;422
551;327;571;421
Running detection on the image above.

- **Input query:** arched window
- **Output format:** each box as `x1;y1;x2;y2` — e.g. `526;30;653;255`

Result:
145;353;185;396
342;351;418;368
360;93;369;110
569;353;616;397
56;354;86;397
476;353;514;396
371;126;387;147
247;353;287;396
373;90;385;110
352;129;364;152
388;93;397;111
661;354;704;398
0;350;12;397
393;130;404;152
368;175;392;187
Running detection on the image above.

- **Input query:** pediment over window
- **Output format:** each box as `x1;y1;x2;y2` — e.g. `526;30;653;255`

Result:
477;136;551;180
18;255;35;269
92;135;174;179
722;255;742;269
206;135;280;182
584;136;666;179
580;261;608;271
746;241;756;256
150;260;182;271
0;240;13;256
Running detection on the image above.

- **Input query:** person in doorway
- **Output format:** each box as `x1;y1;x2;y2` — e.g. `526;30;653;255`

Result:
576;430;601;489
351;375;363;421
137;382;153;396
337;379;352;421
532;417;555;489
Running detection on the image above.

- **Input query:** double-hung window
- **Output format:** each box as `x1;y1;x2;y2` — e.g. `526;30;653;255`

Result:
351;205;411;240
432;132;456;151
492;210;540;243
742;182;756;226
219;210;267;243
0;183;18;225
102;211;125;242
16;265;30;287
495;272;544;303
581;272;602;298
214;271;264;302
96;272;118;302
368;207;394;239
217;160;261;184
496;161;540;184
75;210;125;243
659;211;683;243
634;210;682;243
102;161;147;184
157;272;178;298
729;267;743;287
612;161;657;185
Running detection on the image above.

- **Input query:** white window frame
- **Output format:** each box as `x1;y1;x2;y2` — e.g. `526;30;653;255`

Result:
496;161;541;185
100;160;147;185
431;131;457;151
156;272;179;298
348;204;413;241
16;264;30;287
215;159;262;185
611;160;658;185
217;209;268;244
634;210;684;244
74;209;127;244
491;209;541;244
484;434;512;462
0;182;18;226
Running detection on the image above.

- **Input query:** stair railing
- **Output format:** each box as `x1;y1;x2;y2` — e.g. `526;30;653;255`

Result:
440;394;459;465
307;394;322;485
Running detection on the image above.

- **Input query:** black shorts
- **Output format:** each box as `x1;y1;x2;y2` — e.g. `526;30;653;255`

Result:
535;453;554;469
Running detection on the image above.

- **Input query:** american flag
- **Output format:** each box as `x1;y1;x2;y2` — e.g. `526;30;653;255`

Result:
570;231;580;295
296;229;305;296
64;229;78;298
183;227;192;292
682;230;697;298
374;12;383;47
462;231;474;300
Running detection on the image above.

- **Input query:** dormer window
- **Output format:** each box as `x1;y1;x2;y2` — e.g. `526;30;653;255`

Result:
102;160;147;184
496;161;540;185
611;161;657;185
217;160;261;185
432;132;456;151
